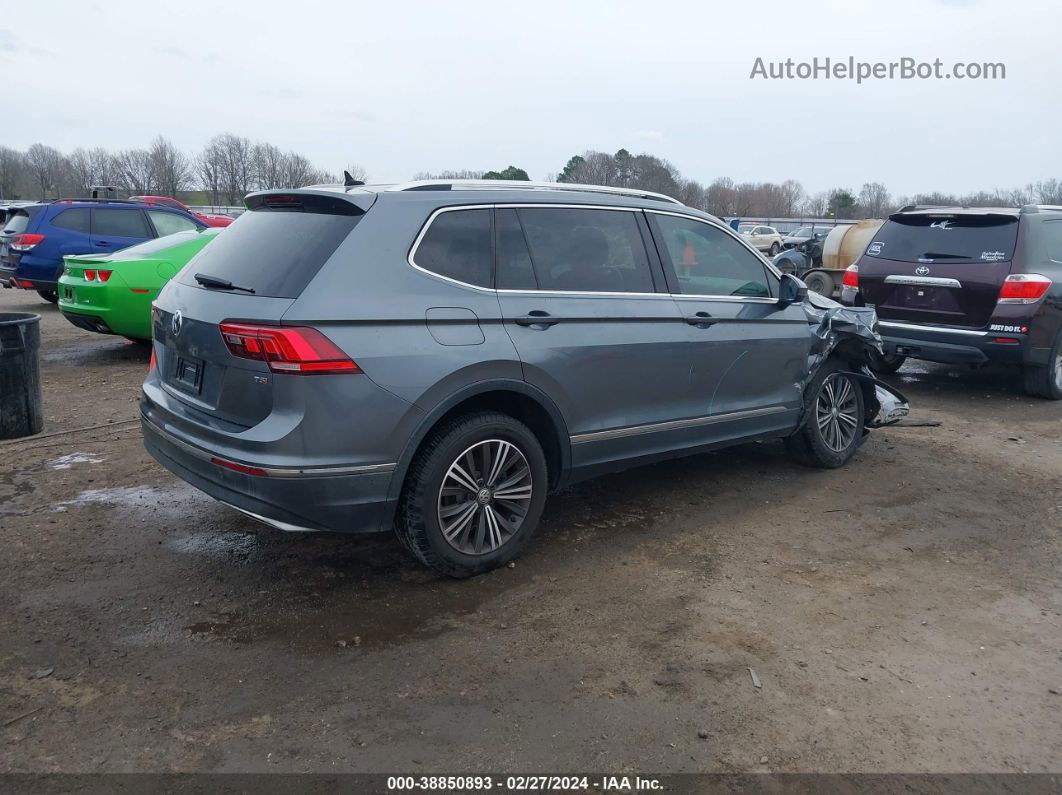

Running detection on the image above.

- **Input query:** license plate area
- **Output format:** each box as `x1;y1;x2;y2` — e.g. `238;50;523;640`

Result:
174;356;204;393
63;286;74;301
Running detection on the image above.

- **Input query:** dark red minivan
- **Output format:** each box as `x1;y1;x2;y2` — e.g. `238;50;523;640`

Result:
842;205;1062;399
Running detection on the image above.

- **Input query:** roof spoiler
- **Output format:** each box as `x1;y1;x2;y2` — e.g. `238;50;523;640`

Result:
243;188;377;214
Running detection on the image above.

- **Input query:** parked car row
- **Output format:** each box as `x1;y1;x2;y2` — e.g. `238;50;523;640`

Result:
0;196;225;302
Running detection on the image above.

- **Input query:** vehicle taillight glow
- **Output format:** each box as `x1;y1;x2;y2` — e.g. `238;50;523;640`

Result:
998;273;1051;304
97;270;112;282
218;323;361;375
84;269;97;281
842;264;859;288
148;347;157;372
11;234;44;252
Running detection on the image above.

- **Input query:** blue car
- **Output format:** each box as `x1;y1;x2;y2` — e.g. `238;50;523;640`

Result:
0;198;207;302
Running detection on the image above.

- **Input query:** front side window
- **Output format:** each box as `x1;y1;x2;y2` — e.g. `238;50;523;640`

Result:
148;210;199;237
516;207;654;293
92;208;149;238
51;208;91;233
653;214;773;298
413;209;492;287
496;208;537;289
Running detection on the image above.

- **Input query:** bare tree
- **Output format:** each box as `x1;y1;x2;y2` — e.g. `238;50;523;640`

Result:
412;169;485;180
147;136;191;197
858;182;891;218
196;138;225;204
0;146;25;200
253;142;286;189
801;191;829;217
115;149;153;194
25;143;65;200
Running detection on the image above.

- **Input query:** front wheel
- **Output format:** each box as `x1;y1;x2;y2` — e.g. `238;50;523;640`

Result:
36;289;58;304
395;411;548;577
786;361;866;468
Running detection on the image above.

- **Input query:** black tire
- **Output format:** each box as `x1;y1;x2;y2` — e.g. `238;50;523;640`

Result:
36;289;58;304
867;349;907;375
1023;328;1062;400
786;359;866;469
395;411;548;578
803;271;834;297
769;242;780;256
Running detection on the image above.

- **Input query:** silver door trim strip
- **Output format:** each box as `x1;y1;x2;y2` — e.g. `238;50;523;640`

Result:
883;275;962;288
142;418;397;477
878;321;987;337
569;405;789;445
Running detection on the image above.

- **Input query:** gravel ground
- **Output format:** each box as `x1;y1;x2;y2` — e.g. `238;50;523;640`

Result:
1;288;1060;774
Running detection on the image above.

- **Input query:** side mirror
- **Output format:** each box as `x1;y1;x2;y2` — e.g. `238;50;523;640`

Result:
778;272;808;306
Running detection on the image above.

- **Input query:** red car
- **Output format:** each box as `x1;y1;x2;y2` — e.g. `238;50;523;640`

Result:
128;196;234;227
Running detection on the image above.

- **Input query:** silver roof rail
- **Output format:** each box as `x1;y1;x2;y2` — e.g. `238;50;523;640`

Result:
1020;204;1062;214
387;180;684;206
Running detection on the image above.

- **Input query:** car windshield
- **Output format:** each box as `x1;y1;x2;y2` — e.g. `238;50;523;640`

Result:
866;214;1019;264
738;224;756;233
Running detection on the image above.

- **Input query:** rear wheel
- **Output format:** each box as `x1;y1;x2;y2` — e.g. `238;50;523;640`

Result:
868;349;907;375
36;289;58;304
395;411;548;577
786;360;865;468
803;270;834;297
769;242;780;256
1023;329;1062;400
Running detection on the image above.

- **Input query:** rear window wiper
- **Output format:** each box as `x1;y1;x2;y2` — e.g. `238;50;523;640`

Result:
194;273;255;294
919;252;972;260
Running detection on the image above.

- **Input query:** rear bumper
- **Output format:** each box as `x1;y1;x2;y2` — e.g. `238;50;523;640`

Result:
61;310;114;335
0;256;59;290
141;412;398;534
878;321;1048;366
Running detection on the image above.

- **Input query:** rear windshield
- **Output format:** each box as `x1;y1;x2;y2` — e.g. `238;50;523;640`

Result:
2;207;41;235
866;214;1018;264
177;195;362;298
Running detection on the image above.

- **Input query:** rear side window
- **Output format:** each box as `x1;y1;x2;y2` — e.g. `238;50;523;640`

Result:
866;214;1019;264
51;208;91;233
148;210;198;237
177;194;362;299
517;207;654;293
92;208;149;238
653;214;773;298
496;208;537;289
413;209;492;287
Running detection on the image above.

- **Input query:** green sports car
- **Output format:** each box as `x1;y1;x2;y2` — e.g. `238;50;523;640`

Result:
59;228;221;341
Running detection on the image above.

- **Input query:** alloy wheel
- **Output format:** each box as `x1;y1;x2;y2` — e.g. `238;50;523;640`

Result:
437;439;533;555
816;373;860;453
1054;351;1062;392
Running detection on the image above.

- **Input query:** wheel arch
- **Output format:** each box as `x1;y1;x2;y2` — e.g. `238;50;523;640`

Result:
386;379;572;505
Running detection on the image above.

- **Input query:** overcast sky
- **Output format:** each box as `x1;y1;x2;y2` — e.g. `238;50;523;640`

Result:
4;0;1056;197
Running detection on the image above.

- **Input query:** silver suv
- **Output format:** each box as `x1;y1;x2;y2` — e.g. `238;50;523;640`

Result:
141;180;902;577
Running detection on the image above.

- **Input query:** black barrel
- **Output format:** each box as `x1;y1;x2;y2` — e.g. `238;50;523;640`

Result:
0;312;43;439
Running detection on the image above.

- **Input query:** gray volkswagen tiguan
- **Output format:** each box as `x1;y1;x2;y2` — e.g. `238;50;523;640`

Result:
142;180;900;577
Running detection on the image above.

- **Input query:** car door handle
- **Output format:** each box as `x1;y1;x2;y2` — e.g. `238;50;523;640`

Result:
685;312;718;328
513;311;558;328
96;241;111;247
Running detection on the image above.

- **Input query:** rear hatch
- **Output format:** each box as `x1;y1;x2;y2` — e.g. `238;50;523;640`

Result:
0;206;43;267
152;191;370;429
857;212;1019;329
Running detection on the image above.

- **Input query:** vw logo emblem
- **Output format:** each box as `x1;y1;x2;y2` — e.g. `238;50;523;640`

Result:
171;310;183;336
915;266;931;276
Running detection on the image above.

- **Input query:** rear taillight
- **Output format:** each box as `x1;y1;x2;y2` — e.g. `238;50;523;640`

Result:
218;323;361;375
97;270;111;282
148;347;157;373
11;233;44;252
998;273;1051;304
84;269;97;281
211;456;268;477
842;264;859;288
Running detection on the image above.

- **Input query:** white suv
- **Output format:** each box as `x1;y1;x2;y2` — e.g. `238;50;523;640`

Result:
738;224;784;256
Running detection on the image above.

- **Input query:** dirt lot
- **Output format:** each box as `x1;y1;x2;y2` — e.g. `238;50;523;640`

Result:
1;287;1060;775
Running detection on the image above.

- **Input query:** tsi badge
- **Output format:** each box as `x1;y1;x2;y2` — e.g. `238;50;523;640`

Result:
170;310;183;337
